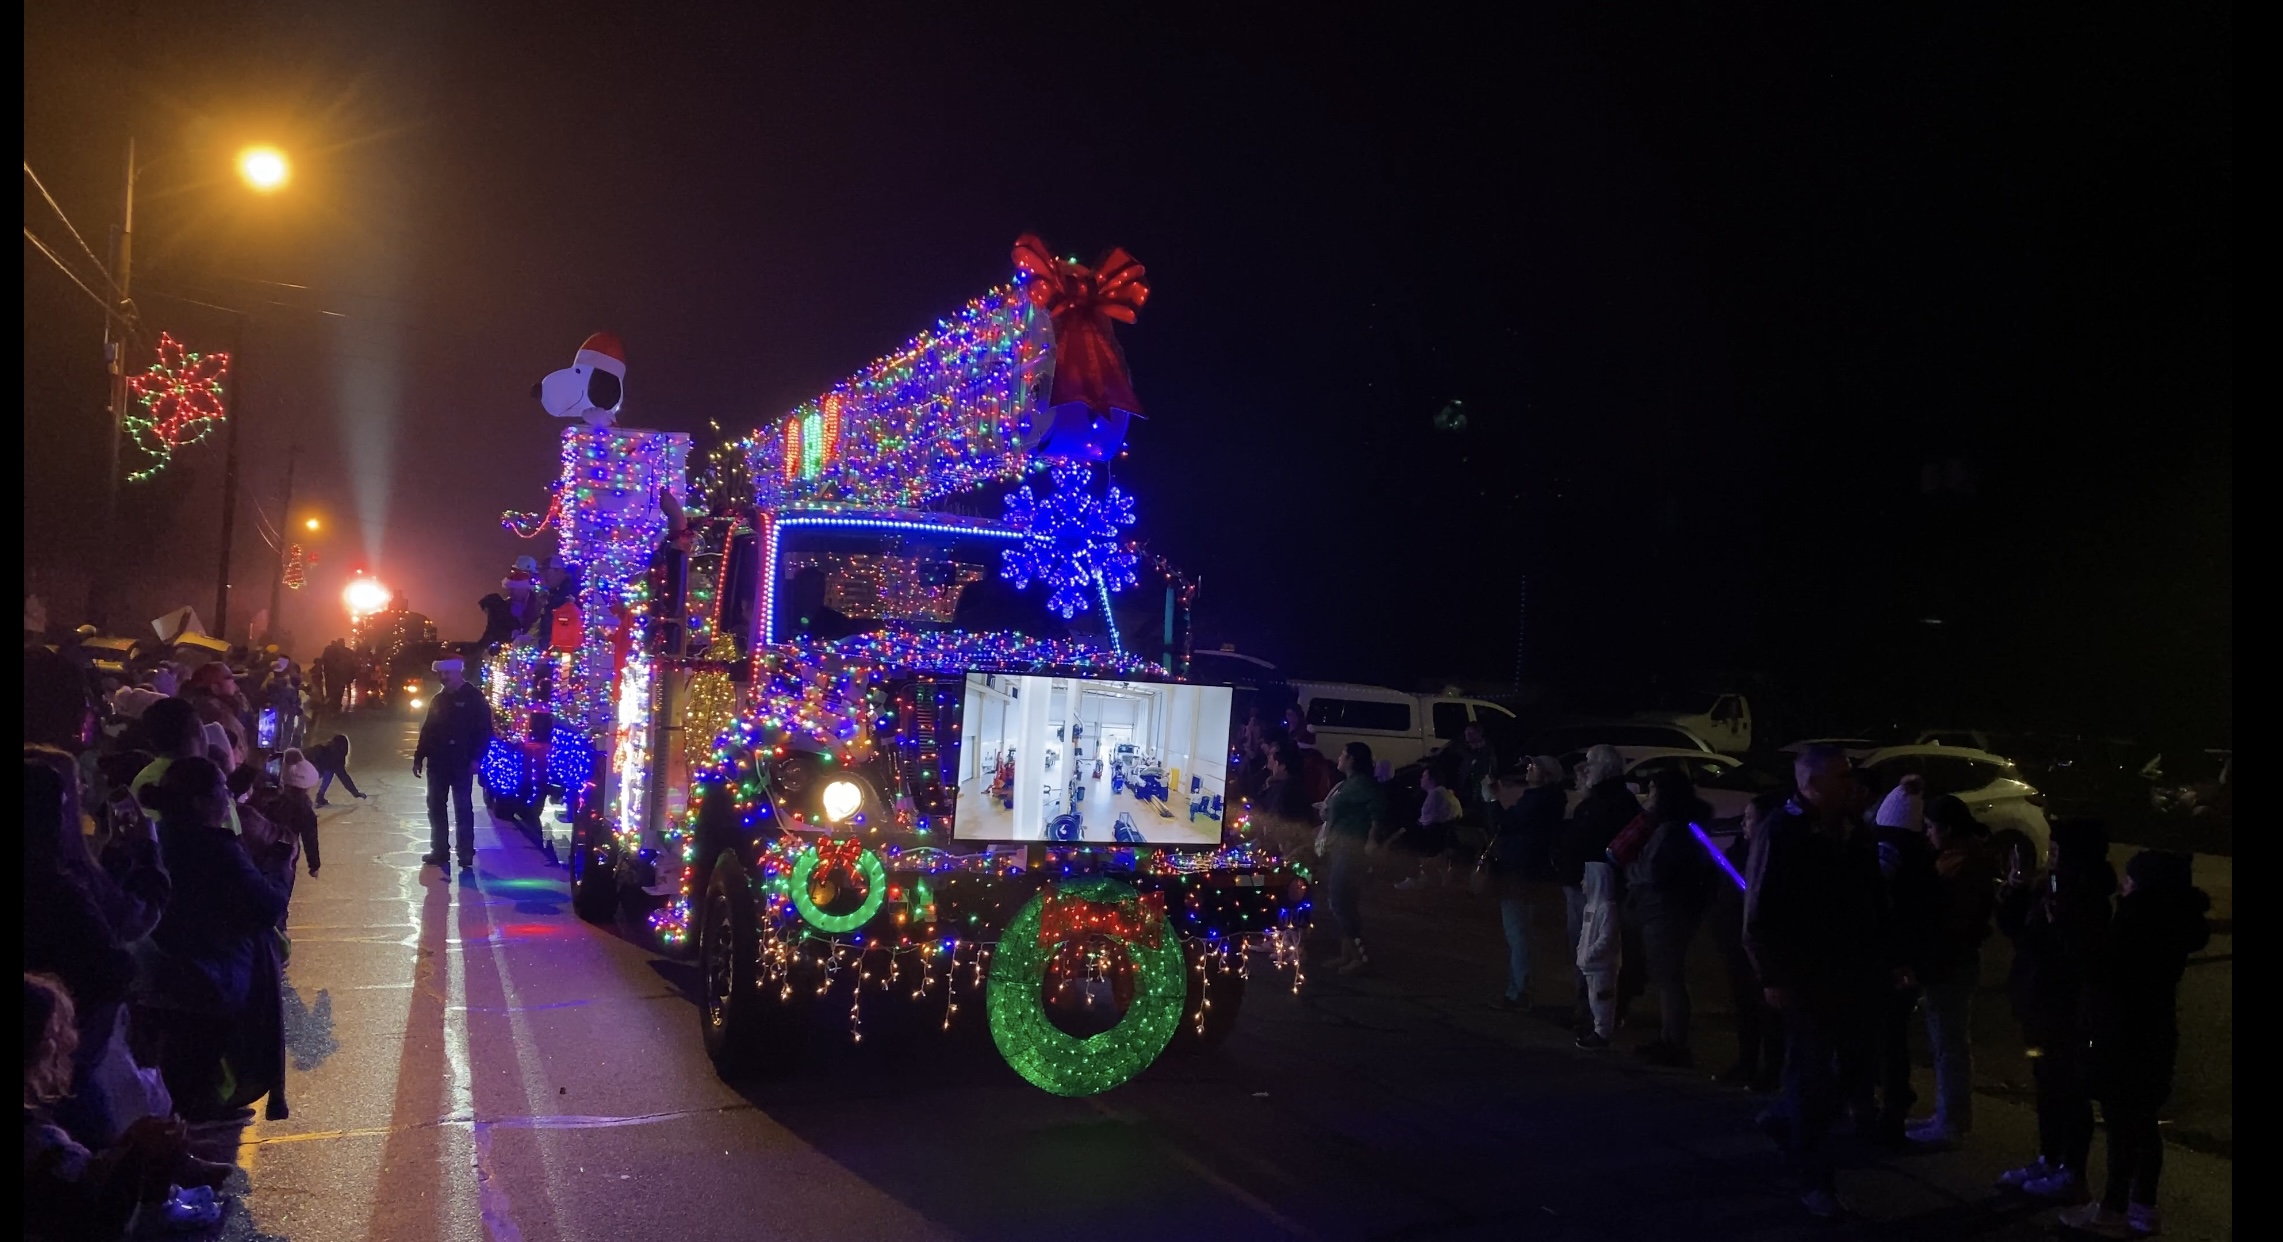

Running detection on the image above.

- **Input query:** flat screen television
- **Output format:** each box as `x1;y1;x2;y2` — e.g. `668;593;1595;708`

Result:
953;672;1233;846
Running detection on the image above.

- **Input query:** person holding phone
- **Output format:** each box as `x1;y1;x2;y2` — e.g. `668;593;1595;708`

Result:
1993;818;2116;1204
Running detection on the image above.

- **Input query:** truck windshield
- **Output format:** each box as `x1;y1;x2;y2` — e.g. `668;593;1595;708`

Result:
773;523;1072;642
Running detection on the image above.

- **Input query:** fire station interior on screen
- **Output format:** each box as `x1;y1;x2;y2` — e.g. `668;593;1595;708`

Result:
954;674;1232;846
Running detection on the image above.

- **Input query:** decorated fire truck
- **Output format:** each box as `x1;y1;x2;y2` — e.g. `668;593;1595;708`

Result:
492;237;1303;1096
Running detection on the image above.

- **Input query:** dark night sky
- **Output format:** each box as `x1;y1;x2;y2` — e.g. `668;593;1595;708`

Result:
23;2;2231;743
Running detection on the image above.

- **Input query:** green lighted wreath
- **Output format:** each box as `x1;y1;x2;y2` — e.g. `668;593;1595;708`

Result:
787;842;889;933
986;877;1185;1096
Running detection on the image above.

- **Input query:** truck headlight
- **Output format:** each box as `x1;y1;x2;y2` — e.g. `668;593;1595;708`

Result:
822;779;863;823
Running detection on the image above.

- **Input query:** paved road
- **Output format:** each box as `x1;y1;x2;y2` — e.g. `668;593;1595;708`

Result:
198;712;2231;1240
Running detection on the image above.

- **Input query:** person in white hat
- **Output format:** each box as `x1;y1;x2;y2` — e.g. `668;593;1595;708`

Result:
257;748;325;883
412;655;493;876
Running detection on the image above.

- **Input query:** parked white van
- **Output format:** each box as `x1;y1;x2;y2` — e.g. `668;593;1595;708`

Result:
1288;681;1519;772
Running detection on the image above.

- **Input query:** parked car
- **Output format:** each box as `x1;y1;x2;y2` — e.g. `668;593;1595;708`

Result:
1558;748;1787;833
1290;680;1519;774
1778;737;1886;760
1853;745;2050;866
1528;722;1716;758
1630;692;1754;755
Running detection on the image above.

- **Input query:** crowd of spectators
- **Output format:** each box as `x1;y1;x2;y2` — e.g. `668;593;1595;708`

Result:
1230;714;2210;1234
24;626;355;1237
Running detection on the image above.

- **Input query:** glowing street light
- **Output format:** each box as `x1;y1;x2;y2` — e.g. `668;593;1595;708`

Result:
238;146;290;192
343;576;392;617
304;517;321;531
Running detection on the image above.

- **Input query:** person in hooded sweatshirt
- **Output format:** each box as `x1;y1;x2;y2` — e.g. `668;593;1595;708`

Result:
1994;817;2115;1204
1865;774;1944;1147
1554;744;1638;1036
2056;850;2210;1239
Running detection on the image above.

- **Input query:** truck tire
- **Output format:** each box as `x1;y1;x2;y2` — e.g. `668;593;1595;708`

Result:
569;810;619;925
1167;942;1246;1053
698;852;797;1077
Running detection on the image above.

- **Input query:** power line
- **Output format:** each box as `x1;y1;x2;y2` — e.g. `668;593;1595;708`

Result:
23;228;130;322
21;162;117;298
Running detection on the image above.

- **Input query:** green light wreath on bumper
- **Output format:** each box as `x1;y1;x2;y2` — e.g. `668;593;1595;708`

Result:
987;877;1185;1096
788;844;888;933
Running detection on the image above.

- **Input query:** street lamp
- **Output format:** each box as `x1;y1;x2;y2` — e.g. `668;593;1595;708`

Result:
92;138;292;630
237;147;289;192
304;517;321;531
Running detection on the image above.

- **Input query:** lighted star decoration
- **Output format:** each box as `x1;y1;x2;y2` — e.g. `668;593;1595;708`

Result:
999;463;1139;618
125;333;231;482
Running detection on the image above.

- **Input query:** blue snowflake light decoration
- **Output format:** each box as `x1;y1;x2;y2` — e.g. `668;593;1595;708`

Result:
999;463;1140;618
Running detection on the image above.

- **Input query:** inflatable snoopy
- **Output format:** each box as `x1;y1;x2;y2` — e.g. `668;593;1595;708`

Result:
533;331;626;427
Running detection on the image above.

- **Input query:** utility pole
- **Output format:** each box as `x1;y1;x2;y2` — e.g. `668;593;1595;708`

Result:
94;137;137;628
266;443;299;648
214;314;246;642
1512;574;1529;691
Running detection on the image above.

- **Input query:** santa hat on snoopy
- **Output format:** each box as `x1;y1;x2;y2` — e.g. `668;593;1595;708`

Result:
535;331;627;427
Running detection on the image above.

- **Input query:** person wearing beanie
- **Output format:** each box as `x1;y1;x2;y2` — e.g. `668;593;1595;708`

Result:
253;748;324;889
2059;851;2210;1237
1994;817;2115;1202
1909;793;2001;1147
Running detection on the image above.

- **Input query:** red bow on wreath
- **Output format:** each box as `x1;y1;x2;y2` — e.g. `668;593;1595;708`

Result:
1012;234;1149;417
1036;886;1167;951
812;839;868;889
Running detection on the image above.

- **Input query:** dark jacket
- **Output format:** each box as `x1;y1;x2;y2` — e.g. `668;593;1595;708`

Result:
307;736;362;798
147;816;289;1012
1255;772;1311;824
1493;785;1565;880
415;680;495;772
2085;887;2210;1101
253;785;321;874
23;874;137;1028
1742;802;1888;1002
1626;806;1716;920
1997;865;2114;1050
1927;841;2000;977
1871;821;1946;979
1708;834;1755;962
1554;778;1638;887
1438;739;1498;808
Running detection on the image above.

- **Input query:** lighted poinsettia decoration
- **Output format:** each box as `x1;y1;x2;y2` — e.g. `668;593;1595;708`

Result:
999;463;1140;619
125;333;231;482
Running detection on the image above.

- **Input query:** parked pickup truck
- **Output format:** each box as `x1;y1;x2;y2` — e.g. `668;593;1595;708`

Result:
1288;680;1519;773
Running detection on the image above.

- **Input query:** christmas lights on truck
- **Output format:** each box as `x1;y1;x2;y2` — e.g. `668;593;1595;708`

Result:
480;237;1305;1096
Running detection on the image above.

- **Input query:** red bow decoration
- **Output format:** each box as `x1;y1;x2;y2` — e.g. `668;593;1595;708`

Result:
1036;886;1167;951
1012;234;1149;416
812;839;869;889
